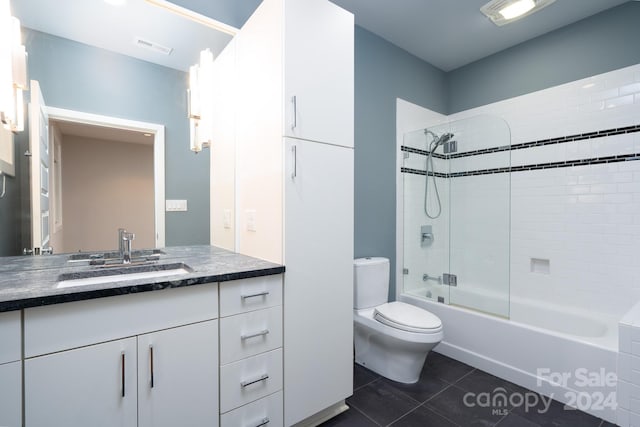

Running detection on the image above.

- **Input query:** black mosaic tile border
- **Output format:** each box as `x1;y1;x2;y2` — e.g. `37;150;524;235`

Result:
402;153;640;178
401;123;640;160
401;145;447;159
401;123;640;177
400;167;448;178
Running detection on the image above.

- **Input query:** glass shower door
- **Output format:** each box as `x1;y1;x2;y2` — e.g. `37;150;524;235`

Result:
402;114;511;318
447;115;511;318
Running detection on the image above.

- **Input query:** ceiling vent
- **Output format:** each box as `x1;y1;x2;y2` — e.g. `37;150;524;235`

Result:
133;37;173;55
481;0;556;26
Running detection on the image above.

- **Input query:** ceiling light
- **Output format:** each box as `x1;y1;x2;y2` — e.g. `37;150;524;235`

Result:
481;0;556;26
499;0;535;20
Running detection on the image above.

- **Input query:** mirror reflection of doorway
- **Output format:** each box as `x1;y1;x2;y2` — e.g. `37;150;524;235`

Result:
27;89;166;255
49;120;155;253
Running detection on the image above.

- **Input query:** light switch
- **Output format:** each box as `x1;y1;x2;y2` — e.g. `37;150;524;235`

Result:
246;209;256;232
166;199;188;212
223;209;232;229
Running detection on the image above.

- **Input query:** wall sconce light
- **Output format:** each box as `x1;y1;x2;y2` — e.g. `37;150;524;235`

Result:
0;0;28;133
188;48;214;153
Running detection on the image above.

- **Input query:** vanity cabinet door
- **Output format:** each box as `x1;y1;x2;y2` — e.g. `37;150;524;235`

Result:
0;361;22;427
137;320;219;427
24;337;137;427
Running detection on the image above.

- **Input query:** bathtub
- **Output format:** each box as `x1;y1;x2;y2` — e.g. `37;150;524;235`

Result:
401;287;619;423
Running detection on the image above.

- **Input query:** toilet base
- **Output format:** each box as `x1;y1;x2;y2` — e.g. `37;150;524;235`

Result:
354;321;439;384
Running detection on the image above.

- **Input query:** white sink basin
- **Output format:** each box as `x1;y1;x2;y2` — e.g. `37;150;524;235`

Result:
56;263;193;289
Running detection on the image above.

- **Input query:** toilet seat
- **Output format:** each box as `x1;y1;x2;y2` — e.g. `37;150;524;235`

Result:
374;302;442;333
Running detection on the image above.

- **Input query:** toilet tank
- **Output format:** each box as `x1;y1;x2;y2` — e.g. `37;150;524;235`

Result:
353;257;390;309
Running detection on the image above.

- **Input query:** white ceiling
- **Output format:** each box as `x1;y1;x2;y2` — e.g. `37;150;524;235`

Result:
53;120;154;145
330;0;632;71
11;0;635;73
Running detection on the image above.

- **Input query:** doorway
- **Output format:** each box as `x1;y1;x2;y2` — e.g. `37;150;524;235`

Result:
44;107;165;253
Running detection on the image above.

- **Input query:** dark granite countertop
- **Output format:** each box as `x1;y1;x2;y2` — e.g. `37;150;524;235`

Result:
0;245;285;312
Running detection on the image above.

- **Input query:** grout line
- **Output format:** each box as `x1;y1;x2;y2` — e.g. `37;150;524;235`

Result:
449;368;477;386
348;402;385;427
353;374;382;392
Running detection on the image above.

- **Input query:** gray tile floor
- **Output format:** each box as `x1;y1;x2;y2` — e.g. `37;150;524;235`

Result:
321;352;616;427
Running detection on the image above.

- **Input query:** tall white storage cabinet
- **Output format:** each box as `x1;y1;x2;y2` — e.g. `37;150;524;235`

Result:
231;0;354;425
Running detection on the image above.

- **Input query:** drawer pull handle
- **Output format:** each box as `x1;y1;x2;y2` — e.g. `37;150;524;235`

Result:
121;353;126;398
241;291;270;300
254;417;270;427
241;329;270;340
150;345;155;389
241;373;269;388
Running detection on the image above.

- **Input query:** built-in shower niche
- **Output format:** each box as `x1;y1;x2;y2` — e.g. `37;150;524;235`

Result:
402;114;511;318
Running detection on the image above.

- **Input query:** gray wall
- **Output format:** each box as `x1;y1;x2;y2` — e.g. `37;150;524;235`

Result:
448;2;640;113
171;0;263;28
354;27;447;299
21;29;209;248
0;170;20;256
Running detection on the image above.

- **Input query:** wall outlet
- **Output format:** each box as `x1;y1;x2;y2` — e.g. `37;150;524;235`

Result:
246;209;256;232
166;199;188;212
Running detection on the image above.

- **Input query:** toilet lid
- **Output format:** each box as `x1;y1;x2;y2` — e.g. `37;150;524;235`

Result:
374;302;442;333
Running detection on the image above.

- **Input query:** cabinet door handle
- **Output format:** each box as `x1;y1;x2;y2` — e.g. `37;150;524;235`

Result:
291;95;297;130
150;345;155;389
241;291;270;300
253;417;270;427
121;353;126;398
291;145;297;180
241;373;269;388
241;329;270;340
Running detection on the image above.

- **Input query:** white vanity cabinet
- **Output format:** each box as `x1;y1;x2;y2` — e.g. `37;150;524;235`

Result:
219;275;284;427
0;311;22;427
23;284;220;427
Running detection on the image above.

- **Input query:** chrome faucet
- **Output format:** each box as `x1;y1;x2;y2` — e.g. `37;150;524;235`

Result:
121;231;135;264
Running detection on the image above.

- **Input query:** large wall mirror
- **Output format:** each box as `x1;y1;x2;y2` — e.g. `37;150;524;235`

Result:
0;0;238;257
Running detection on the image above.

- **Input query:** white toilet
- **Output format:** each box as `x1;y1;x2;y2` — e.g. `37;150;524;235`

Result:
353;257;443;383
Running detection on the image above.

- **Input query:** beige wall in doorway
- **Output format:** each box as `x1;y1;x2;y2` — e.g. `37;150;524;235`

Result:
61;135;154;253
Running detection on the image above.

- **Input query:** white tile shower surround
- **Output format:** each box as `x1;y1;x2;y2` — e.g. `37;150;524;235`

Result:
618;302;640;427
401;64;640;329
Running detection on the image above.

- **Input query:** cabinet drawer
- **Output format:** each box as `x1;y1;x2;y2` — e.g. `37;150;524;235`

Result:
220;348;282;413
220;306;282;364
220;275;282;317
0;311;21;364
24;283;218;358
221;391;283;427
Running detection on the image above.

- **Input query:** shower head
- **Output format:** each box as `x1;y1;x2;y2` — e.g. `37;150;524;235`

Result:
424;129;455;149
434;132;454;147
